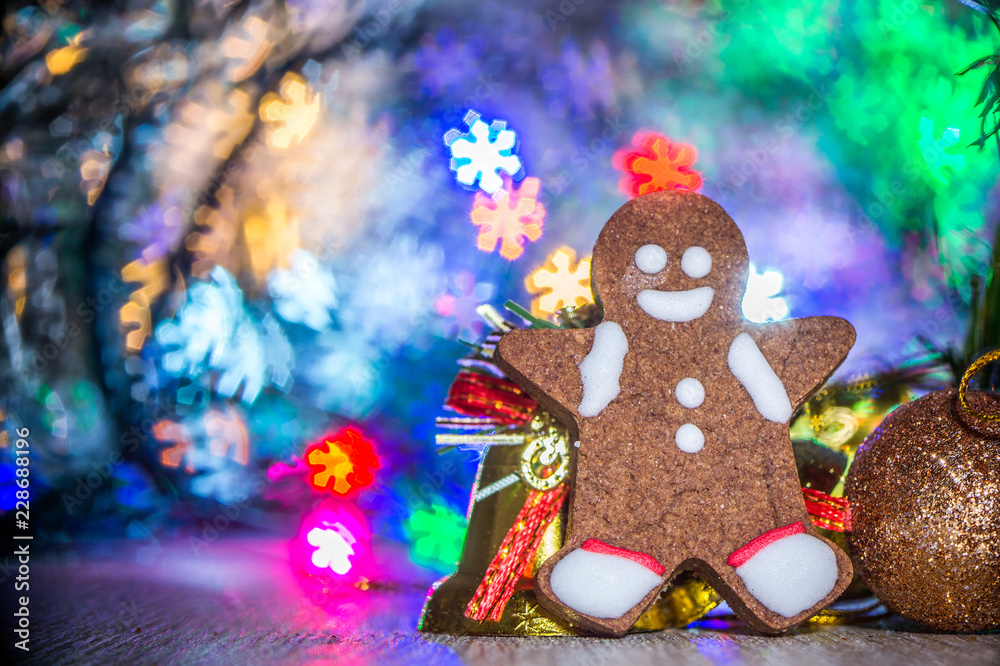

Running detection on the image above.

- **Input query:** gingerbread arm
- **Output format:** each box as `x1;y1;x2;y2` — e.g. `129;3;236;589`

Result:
748;316;856;411
494;327;596;429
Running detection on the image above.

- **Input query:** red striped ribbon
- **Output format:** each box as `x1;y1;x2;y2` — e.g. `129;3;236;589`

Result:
465;485;568;622
445;370;538;425
802;487;851;532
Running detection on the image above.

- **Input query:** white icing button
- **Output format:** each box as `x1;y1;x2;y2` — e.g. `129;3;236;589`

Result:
681;246;712;278
634;244;667;274
578;322;629;417
675;378;705;408
675;423;704;453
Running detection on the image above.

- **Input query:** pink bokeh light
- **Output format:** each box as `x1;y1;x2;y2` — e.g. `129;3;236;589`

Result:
289;500;373;586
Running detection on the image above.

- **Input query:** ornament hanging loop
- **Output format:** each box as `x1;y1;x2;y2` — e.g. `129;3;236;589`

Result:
519;419;570;491
958;348;1000;423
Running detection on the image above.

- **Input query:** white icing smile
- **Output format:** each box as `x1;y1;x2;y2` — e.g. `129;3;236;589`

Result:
636;286;714;322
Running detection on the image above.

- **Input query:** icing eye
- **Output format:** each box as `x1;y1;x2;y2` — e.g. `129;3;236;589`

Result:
681;246;712;278
634;244;667;274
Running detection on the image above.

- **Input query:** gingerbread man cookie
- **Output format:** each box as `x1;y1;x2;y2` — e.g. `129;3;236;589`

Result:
495;191;855;636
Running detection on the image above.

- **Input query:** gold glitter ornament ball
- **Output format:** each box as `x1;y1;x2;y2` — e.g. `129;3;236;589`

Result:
846;388;1000;632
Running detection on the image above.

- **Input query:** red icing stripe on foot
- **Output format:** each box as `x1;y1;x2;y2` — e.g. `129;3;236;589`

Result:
580;539;666;576
727;522;805;568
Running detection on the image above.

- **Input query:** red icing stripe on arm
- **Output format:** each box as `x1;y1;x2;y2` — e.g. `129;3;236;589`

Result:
727;522;805;569
581;538;666;576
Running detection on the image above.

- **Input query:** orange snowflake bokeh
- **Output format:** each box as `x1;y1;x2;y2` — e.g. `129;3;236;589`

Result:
525;246;592;318
613;131;702;197
470;177;545;260
304;426;380;495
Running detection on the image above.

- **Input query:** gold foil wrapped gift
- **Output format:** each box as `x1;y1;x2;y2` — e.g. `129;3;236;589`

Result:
419;409;721;635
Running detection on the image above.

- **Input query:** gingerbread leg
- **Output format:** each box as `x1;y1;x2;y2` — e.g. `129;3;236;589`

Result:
541;539;664;624
728;522;840;618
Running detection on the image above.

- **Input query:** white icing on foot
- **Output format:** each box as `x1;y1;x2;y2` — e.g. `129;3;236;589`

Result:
734;533;839;617
681;246;712;278
675;378;705;408
578;322;629;417
727;332;792;423
636;287;714;322
634;244;667;273
549;548;663;618
675;423;704;453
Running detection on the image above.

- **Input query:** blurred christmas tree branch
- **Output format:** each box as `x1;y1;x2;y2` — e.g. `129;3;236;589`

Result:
953;0;1000;389
957;1;1000;150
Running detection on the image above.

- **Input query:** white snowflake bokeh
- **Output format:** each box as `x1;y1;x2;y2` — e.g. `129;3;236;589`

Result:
742;264;790;324
269;250;338;331
340;234;445;353
155;266;294;403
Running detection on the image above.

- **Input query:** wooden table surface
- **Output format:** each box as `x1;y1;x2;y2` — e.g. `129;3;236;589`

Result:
10;538;999;665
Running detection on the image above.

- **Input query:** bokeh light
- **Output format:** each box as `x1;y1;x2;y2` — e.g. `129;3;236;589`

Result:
304;426;380;496
742;265;790;324
291;500;372;584
525;247;592;318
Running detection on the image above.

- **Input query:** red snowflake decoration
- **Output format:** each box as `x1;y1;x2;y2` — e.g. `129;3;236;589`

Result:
613;131;702;197
304;426;380;495
470;177;545;261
